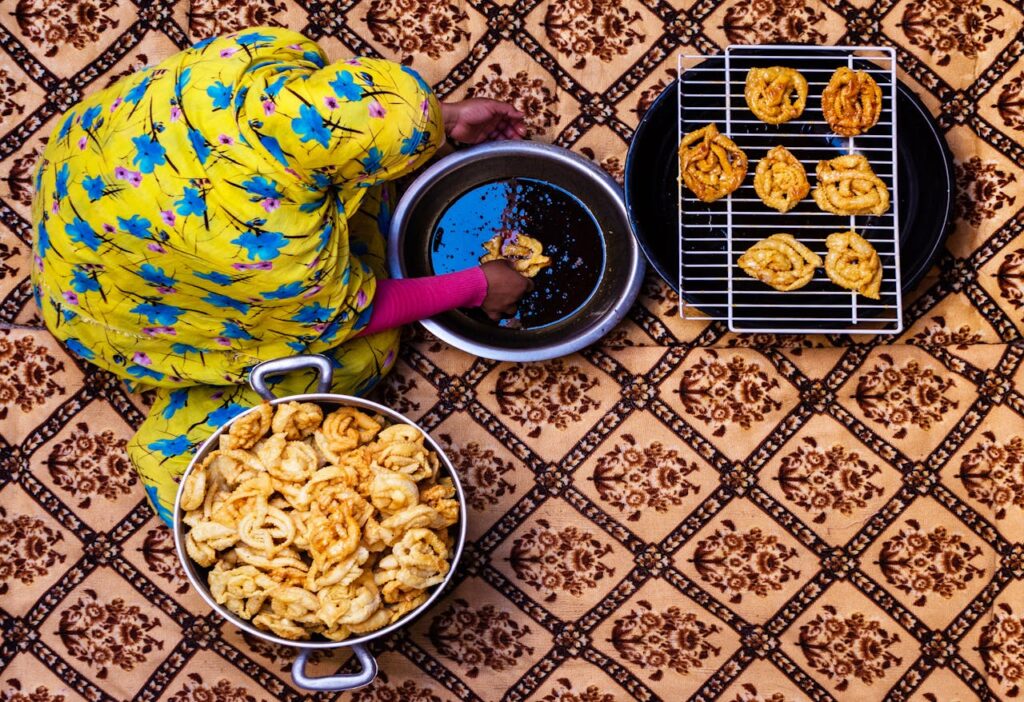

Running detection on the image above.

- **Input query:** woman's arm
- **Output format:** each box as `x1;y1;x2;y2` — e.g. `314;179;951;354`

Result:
356;260;532;336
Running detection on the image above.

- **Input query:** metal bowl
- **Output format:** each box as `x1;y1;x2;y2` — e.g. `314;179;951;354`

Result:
173;355;467;693
388;141;645;362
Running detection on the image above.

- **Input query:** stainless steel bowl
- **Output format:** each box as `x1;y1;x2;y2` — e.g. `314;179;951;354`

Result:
173;355;467;692
387;141;645;362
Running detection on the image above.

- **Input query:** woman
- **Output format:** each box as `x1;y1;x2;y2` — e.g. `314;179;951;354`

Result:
31;27;532;524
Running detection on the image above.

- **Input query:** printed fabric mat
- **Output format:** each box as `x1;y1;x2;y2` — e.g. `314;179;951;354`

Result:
2;0;1024;700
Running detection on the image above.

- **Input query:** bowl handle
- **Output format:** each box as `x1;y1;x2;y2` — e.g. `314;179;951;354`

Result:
292;645;378;692
249;355;334;401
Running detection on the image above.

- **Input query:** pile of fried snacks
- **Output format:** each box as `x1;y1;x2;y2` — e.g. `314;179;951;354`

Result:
180;402;460;641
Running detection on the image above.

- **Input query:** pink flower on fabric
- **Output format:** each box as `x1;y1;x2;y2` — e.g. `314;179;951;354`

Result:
324;96;339;110
421;99;430;116
218;134;234;145
220;48;237;58
215;337;231;347
51;201;59;214
78;136;87;150
34;255;43;271
133;351;152;366
160;210;176;227
356;290;367;307
148;243;166;253
63;290;79;305
261;198;280;212
156;286;176;295
369;101;386;118
232;261;273;271
263;100;276;116
314;323;327;333
142;326;176;336
384;349;395;368
345;59;361;66
302;285;322;298
103;223;115;234
114;166;129;179
170;106;182;121
127;171;142;187
288;43;303;50
110;98;121;112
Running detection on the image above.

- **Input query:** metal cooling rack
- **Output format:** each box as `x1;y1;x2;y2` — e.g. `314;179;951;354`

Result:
676;45;902;334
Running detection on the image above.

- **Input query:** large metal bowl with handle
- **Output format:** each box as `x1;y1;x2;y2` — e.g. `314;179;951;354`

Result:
172;355;467;692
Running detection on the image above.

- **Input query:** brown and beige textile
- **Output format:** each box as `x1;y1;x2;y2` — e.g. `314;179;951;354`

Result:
1;0;1023;700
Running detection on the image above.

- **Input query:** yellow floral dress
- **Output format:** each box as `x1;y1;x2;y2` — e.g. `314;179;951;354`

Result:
30;27;444;524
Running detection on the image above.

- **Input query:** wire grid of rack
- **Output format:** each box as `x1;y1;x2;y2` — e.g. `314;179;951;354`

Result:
676;45;903;334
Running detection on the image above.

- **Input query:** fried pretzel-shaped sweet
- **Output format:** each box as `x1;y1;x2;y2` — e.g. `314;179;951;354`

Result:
369;470;420;515
678;123;748;203
238;505;296;554
307;546;370;591
390;527;450;589
186;521;240;567
821;67;882;136
480;233;552;278
824;230;882;299
220;403;273;450
265;440;318;483
420;478;459;526
813;154;890;216
253;611;312;640
271;401;323;440
318;573;382;629
744;66;808;125
315;408;382;461
737;233;822;292
209;563;279;619
754;146;809;213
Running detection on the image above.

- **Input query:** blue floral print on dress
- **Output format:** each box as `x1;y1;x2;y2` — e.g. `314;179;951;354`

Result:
232;229;287;260
207;81;233;110
292;104;331;147
118;214;152;238
132;135;167;174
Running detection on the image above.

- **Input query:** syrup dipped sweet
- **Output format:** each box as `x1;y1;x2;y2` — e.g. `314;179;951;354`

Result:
429;177;604;329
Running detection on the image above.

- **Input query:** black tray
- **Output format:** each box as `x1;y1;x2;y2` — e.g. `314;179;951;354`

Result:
624;57;954;319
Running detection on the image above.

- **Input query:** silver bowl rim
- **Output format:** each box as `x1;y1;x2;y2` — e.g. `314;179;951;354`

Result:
387;140;646;362
172;392;468;650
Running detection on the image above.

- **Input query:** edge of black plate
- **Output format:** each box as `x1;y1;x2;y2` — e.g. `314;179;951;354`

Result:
624;70;955;296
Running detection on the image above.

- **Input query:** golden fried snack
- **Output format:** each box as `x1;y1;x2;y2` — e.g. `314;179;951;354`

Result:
390;528;450;589
824;230;882;299
271;402;323;440
221;403;273;450
307;546;369;591
370;470;420;515
678;123;748;203
821;67;882;136
754;146;809;213
266;440;318;483
813;154;890;216
737;233;822;292
238;505;296;555
181;401;459;642
744;66;808;125
180;463;209;512
420;478;459;526
209;563;279;619
318;573;382;629
480;233;552;278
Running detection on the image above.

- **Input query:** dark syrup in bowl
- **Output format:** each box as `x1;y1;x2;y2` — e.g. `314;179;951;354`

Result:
429;177;604;329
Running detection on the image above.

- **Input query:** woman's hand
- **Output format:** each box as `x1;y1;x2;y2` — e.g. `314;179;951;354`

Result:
441;99;527;144
480;260;533;320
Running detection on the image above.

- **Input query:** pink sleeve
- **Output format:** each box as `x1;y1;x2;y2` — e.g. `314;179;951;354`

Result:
356;267;488;337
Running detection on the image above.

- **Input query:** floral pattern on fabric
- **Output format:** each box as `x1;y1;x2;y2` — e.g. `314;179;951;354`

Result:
31;27;443;391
